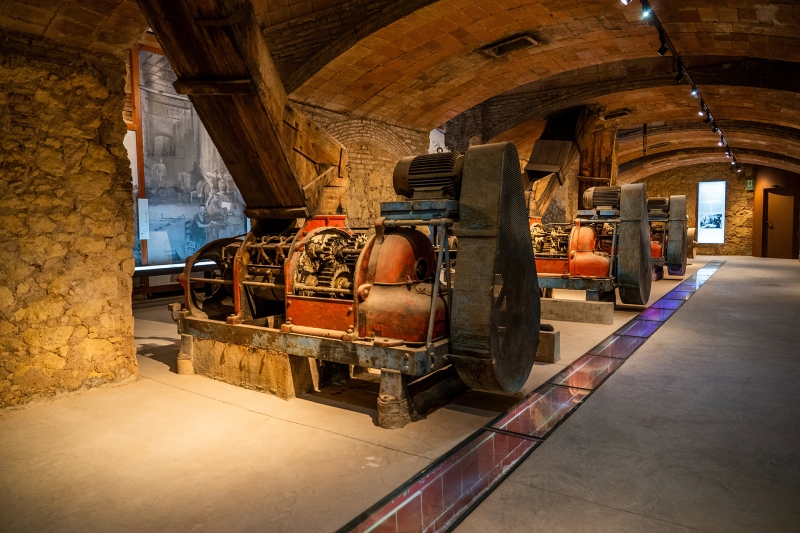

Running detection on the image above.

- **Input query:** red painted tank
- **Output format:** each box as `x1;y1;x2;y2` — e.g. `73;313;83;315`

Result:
568;224;610;278
355;228;446;343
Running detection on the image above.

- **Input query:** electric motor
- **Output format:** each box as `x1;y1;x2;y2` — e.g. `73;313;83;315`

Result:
392;152;464;199
583;186;621;210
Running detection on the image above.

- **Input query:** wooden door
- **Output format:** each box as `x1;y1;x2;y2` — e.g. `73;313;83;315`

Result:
765;191;795;258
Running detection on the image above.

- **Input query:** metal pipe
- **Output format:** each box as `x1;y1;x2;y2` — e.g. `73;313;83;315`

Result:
609;222;618;280
242;281;286;289
293;284;353;295
426;228;445;351
188;278;232;285
383;218;453;228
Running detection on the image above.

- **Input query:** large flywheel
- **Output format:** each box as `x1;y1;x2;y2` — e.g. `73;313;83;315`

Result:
449;142;541;393
617;183;652;305
666;195;688;276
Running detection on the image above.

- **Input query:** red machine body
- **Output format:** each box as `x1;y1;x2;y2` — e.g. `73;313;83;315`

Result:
533;222;611;279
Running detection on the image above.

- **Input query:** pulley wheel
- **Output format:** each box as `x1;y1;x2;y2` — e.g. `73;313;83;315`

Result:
687;227;697;259
449;142;540;393
666;195;688;276
617;183;652;305
184;237;240;320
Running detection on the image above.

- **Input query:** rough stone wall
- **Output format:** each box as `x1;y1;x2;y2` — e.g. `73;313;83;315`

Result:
637;163;754;256
0;34;136;409
294;103;429;228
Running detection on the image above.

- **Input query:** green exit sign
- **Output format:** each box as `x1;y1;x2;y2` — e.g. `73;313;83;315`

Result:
745;179;755;191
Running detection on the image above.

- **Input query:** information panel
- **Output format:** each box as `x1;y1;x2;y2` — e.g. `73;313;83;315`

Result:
697;181;726;244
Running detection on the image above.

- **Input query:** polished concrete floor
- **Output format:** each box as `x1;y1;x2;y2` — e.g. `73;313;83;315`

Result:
0;257;797;532
460;256;800;533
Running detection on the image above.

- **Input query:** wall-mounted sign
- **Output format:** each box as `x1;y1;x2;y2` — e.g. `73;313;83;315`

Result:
697;181;726;244
137;198;150;240
745;179;755;192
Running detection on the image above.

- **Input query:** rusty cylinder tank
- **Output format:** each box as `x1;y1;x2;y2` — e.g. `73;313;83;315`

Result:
354;227;447;344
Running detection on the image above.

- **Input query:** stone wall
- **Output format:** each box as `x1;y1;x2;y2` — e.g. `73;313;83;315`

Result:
0;34;136;409
295;103;429;228
637;163;755;256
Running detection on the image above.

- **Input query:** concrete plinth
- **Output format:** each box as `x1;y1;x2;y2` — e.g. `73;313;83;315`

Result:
536;330;561;363
541;298;614;325
191;337;317;400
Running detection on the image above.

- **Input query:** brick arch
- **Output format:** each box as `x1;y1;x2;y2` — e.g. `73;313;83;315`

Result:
618;148;800;183
261;0;440;93
492;85;800;165
446;56;799;151
617;121;800;166
292;0;800;129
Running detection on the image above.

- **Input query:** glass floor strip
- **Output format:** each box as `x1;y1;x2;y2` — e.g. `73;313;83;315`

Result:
546;355;625;391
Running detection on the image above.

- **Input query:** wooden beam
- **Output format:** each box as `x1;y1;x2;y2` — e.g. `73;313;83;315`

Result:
134;0;347;217
173;79;256;95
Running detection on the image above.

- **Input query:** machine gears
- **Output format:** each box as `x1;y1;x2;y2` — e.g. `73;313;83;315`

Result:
292;229;364;298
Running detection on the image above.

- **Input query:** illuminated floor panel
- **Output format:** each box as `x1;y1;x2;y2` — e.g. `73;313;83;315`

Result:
488;385;590;438
586;335;647;359
337;261;724;533
547;355;625;391
343;430;539;533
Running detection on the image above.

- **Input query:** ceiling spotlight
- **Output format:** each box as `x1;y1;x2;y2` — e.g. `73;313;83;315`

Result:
712;126;719;134
736;166;743;173
620;0;633;4
703;113;712;124
698;111;704;116
675;71;685;83
731;160;736;165
718;141;723;146
726;150;732;158
691;88;699;97
642;8;651;17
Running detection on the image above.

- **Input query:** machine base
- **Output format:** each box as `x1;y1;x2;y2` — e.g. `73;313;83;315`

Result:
540;298;615;325
535;330;561;363
174;317;461;428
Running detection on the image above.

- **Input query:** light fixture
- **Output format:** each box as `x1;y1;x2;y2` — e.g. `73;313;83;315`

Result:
657;35;669;56
631;0;743;175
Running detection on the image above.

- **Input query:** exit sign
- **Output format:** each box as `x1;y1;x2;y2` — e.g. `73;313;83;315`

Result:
745;179;755;191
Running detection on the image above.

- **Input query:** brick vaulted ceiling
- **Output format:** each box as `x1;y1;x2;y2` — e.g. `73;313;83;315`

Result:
2;0;799;178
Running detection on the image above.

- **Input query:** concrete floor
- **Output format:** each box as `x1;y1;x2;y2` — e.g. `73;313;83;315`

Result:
459;256;800;533
0;257;796;532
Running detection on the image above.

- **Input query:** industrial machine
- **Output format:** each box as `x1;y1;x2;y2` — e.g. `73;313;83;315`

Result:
647;195;689;280
531;184;652;305
175;143;540;428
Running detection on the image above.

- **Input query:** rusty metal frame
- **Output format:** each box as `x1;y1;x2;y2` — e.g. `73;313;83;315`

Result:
179;316;450;376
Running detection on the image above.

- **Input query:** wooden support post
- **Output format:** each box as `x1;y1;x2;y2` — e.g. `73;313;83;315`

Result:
577;124;619;211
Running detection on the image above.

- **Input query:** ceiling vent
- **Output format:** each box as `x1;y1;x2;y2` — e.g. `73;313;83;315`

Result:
603;108;631;120
480;33;539;58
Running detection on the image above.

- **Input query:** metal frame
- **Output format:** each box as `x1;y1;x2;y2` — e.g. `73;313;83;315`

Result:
179;317;450;377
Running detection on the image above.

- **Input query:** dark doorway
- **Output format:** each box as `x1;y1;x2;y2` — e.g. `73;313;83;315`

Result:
764;190;795;259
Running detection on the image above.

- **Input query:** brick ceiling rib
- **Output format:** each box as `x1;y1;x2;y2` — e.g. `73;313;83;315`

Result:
618;149;800;183
291;0;800;129
0;0;147;56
